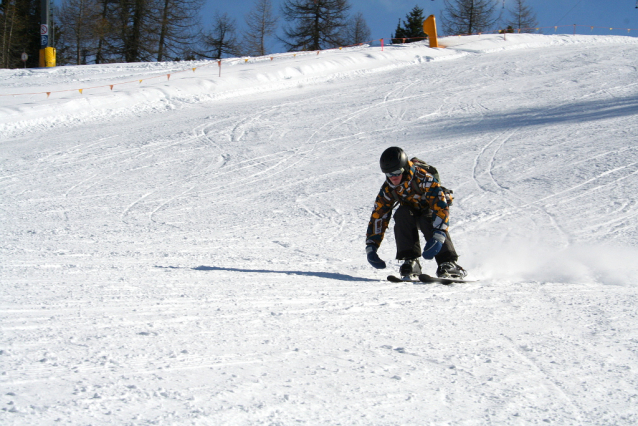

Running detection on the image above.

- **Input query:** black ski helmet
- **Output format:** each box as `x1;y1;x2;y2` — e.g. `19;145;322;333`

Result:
380;147;408;174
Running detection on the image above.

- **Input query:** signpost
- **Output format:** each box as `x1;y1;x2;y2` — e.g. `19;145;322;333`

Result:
21;52;28;68
39;0;56;67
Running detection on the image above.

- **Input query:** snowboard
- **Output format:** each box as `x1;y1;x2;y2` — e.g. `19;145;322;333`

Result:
387;273;474;285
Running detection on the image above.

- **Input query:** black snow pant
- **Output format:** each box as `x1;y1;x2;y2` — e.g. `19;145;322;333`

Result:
393;205;458;265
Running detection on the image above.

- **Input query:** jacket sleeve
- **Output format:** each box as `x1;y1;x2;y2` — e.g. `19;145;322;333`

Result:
418;174;450;231
365;185;396;248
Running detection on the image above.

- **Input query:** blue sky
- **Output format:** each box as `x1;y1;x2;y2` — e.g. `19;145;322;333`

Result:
203;0;638;53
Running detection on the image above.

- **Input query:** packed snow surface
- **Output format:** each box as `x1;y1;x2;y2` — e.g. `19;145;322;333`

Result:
2;34;638;425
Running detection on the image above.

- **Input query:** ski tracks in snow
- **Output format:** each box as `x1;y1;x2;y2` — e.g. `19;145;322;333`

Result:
458;69;638;249
3;37;638;425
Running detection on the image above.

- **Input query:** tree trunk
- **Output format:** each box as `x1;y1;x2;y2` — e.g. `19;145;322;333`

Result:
468;1;474;34
157;0;170;61
95;0;109;64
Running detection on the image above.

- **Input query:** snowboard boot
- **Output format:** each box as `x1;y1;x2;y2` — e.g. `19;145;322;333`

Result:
436;261;467;279
399;258;422;279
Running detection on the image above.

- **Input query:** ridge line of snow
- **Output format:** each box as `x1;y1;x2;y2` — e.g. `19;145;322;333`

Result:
2;34;637;141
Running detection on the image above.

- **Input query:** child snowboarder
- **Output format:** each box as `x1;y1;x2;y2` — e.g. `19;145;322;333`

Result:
365;146;467;279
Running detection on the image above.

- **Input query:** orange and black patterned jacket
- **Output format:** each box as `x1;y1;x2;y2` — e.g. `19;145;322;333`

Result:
365;160;450;249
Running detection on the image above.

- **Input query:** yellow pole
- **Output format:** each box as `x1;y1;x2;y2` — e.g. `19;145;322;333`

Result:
44;47;56;67
39;0;56;67
423;15;440;48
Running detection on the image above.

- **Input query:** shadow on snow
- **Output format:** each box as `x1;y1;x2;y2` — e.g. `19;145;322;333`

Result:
432;94;638;136
155;265;378;282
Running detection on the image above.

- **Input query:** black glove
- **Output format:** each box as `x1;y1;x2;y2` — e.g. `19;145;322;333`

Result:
366;245;386;269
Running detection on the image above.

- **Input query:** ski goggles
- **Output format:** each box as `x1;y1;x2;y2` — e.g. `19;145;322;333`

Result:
385;169;404;177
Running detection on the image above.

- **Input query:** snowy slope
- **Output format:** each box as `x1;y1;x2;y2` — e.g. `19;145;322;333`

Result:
1;34;638;425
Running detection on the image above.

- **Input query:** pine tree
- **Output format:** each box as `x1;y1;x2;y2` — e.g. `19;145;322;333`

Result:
58;0;101;65
393;19;406;41
342;11;370;45
505;0;537;33
115;0;159;62
1;0;25;68
243;0;278;56
392;5;426;44
155;0;203;62
0;0;42;68
441;0;500;36
201;11;239;59
280;0;351;51
93;0;118;64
